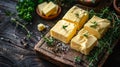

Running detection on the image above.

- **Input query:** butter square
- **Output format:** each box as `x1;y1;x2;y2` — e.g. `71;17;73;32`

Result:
62;6;89;30
50;20;77;43
84;15;110;39
70;29;97;55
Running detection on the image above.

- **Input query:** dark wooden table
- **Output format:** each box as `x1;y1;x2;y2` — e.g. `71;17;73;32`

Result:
0;0;120;67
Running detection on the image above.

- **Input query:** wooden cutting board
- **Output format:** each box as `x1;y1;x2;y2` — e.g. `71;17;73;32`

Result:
34;1;115;67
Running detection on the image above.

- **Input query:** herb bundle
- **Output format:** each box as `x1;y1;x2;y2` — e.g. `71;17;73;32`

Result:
16;0;35;21
87;7;120;67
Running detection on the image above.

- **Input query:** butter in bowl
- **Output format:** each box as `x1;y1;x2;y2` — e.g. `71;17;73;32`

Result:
36;1;61;20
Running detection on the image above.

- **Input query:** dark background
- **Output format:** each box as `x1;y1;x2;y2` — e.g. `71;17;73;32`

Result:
0;0;120;67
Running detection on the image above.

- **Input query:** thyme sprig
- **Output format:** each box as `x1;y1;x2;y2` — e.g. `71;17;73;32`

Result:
87;7;120;66
44;37;54;46
5;10;12;16
11;17;31;39
74;56;81;64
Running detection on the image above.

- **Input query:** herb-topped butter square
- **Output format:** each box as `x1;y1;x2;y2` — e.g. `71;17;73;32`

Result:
70;29;97;55
50;20;77;43
62;6;89;30
84;15;111;39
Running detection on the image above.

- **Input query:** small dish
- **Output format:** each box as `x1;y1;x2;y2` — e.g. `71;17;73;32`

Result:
36;6;61;20
79;0;101;6
113;0;120;15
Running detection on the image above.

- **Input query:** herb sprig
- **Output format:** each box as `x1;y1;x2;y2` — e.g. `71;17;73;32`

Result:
11;17;31;39
74;56;81;64
90;21;98;28
75;13;79;18
87;7;120;66
83;33;89;38
62;25;68;30
44;37;54;46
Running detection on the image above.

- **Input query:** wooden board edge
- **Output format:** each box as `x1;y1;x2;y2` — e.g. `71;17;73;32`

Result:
35;48;75;67
34;32;50;50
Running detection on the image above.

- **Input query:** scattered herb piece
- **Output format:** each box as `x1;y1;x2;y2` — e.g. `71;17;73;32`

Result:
44;37;54;46
83;33;88;38
62;25;68;30
74;56;81;64
75;13;79;18
90;21;98;28
4;10;12;16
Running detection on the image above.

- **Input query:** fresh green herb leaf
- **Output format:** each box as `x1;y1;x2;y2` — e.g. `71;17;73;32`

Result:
89;9;96;18
83;33;88;38
75;13;79;18
5;10;12;16
26;31;31;39
38;0;43;3
44;37;54;46
74;56;81;63
62;25;68;30
90;21;98;28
